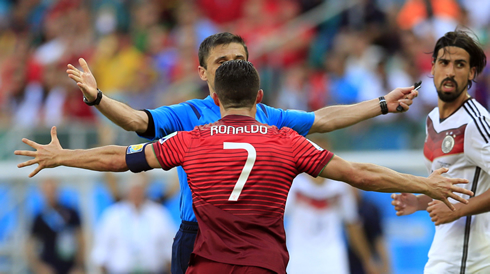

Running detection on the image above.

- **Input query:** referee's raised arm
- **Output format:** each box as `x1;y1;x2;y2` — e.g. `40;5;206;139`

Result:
66;58;149;134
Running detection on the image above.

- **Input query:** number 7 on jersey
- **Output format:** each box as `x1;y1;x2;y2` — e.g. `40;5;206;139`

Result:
224;142;257;201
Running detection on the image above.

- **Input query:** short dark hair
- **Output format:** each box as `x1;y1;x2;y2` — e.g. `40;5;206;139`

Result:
432;30;487;89
214;60;259;109
198;32;249;69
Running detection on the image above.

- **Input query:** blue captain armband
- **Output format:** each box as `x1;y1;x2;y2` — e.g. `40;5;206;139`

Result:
126;143;153;173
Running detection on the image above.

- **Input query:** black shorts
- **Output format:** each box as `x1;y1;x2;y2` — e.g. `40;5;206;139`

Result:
171;220;198;274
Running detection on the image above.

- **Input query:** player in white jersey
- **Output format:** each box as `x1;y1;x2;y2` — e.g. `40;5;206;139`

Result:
391;30;489;274
285;174;374;274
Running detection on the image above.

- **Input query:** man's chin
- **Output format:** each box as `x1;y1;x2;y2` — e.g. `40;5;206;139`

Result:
437;91;459;102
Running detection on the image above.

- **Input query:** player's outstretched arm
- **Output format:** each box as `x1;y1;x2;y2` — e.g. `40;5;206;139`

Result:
309;86;418;133
319;156;472;211
427;188;490;225
66;58;149;133
15;126;162;177
15;126;129;177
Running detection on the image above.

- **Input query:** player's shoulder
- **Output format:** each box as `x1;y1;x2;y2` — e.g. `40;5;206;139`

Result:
462;98;490;119
458;99;490;143
277;126;301;137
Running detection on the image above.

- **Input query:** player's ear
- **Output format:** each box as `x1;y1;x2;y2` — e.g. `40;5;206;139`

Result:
212;93;220;106
256;89;263;104
469;66;476;81
198;66;207;81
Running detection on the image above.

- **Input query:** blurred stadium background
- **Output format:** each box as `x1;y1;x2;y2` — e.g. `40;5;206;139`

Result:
1;0;489;273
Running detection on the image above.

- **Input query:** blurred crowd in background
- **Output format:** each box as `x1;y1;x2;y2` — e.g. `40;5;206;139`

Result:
2;0;490;273
1;0;490;151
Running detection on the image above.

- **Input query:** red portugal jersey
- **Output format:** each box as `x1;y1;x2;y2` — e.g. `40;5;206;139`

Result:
152;115;333;274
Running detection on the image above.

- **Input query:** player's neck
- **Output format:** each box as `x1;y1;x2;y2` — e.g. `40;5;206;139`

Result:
438;92;470;119
221;106;257;119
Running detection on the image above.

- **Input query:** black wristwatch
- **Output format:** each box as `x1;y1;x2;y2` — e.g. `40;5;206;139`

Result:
83;88;103;106
378;96;388;115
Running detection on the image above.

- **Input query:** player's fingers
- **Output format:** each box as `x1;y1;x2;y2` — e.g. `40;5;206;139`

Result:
50;126;60;145
447;192;469;204
393;204;405;211
450;184;472;197
434;167;449;175
17;159;38;168
14;150;37;157
22;138;39;149
396;210;404;216
391;193;399;200
29;166;42;178
450;178;469;185
440;197;456;211
79;58;92;74
391;199;404;207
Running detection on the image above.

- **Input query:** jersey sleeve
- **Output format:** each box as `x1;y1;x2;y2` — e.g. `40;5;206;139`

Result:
290;131;334;176
152;131;191;171
138;103;198;140
464;117;490;173
260;104;314;136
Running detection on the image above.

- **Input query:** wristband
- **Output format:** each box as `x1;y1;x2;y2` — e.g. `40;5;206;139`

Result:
379;96;388;115
83;88;103;106
126;143;153;173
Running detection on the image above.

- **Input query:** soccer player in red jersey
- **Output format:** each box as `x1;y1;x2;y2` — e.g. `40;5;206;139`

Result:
17;60;473;274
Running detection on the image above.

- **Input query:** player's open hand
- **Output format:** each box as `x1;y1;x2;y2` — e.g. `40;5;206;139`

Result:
391;193;418;216
14;126;63;178
427;200;461;225
424;168;472;211
384;85;419;113
66;58;98;101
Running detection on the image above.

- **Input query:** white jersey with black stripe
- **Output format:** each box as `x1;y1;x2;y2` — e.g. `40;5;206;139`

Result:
423;98;490;274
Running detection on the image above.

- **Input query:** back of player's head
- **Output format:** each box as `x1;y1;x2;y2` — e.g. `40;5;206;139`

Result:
214;60;259;109
432;30;487;88
198;32;249;69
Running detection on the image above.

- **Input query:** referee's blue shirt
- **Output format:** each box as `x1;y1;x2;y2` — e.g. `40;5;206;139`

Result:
139;95;315;222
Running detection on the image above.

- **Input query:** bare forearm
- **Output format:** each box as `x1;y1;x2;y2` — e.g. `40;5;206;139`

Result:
58;146;128;172
96;95;149;133
457;190;490;217
310;99;379;133
347;163;430;194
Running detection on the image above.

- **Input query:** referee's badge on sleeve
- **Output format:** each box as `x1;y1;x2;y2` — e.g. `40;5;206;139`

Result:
159;132;177;144
127;144;145;154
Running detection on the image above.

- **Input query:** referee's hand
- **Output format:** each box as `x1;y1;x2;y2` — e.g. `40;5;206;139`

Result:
67;58;98;102
15;126;63;178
